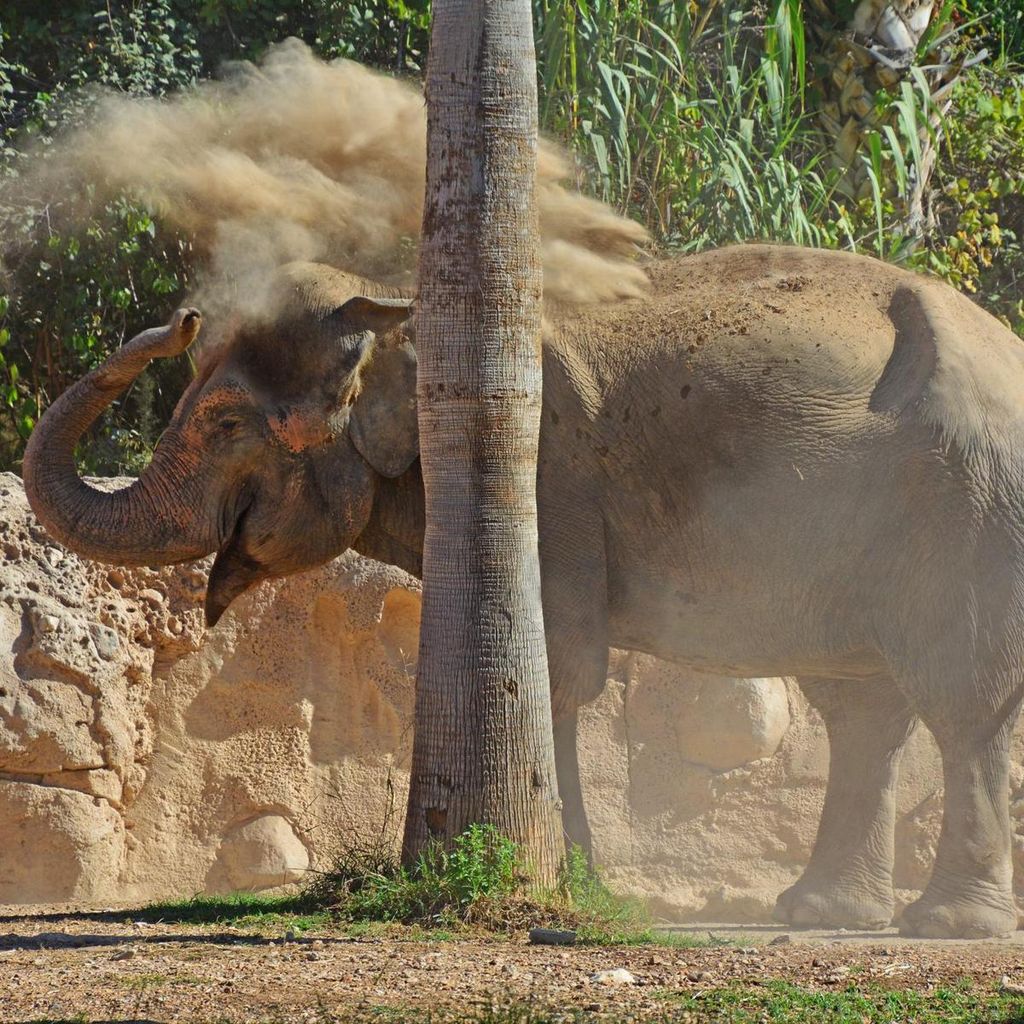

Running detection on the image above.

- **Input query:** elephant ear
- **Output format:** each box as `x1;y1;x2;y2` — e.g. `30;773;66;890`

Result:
350;337;420;478
335;295;414;337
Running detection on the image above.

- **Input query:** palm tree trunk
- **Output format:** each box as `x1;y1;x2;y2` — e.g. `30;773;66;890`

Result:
810;0;974;236
402;0;563;884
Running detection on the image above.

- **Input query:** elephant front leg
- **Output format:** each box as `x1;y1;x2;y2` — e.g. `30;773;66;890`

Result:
539;504;610;863
775;676;916;930
900;724;1018;938
554;707;592;859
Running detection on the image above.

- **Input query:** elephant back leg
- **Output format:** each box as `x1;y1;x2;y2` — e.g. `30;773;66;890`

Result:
774;675;916;930
897;715;1019;938
892;656;1023;938
880;587;1024;938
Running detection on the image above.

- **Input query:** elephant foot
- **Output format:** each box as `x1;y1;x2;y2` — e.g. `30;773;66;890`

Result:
898;890;1017;939
774;879;894;931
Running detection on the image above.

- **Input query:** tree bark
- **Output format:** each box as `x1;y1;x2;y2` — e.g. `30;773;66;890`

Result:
403;0;563;883
809;0;970;236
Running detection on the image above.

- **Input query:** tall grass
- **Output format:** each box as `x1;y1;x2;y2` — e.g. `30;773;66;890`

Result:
533;0;934;255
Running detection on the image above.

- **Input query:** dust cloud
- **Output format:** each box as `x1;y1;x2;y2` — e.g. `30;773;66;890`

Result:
11;38;649;321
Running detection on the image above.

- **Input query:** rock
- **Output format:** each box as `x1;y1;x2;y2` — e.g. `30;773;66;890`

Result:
0;472;421;906
111;947;136;961
674;677;791;772
768;934;791;946
528;928;577;946
212;814;310;891
0;783;124;902
590;968;637;986
88;623;119;660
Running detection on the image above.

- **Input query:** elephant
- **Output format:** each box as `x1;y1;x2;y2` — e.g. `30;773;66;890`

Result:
23;243;1024;939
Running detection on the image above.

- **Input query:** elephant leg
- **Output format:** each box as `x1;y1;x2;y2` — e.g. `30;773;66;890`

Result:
546;618;608;863
553;706;592;859
774;675;916;930
899;719;1019;938
539;503;609;863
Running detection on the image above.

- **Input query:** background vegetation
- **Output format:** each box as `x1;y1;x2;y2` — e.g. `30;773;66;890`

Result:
0;0;1021;472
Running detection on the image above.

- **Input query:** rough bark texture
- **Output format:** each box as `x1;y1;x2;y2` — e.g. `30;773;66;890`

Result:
403;0;562;879
810;0;973;235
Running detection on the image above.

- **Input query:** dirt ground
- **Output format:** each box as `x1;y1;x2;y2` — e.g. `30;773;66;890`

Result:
4;908;1024;1023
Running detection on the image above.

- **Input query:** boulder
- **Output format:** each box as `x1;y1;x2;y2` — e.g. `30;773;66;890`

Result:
211;814;311;891
674;677;791;772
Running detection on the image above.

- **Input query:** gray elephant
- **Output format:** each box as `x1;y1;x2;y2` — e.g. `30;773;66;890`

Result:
24;243;1024;938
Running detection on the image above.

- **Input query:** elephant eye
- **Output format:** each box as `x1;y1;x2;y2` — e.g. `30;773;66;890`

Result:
218;416;242;433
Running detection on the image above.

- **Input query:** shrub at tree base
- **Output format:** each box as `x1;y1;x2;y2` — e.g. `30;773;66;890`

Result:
301;824;655;945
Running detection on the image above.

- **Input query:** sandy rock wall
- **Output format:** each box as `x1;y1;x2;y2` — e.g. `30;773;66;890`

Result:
2;472;1024;920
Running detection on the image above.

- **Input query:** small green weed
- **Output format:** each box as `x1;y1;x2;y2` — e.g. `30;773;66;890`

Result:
116;971;168;991
307;823;725;948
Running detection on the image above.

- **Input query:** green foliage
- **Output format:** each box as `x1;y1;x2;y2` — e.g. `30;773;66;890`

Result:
910;63;1024;334
534;0;884;250
957;0;1024;62
0;0;201;472
554;844;650;944
304;824;721;948
1;0;1023;474
308;823;521;926
186;0;429;71
369;983;1024;1022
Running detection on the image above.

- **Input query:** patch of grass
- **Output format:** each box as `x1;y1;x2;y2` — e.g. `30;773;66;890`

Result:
137;827;730;949
137;890;330;932
551;844;651;945
657;979;1024;1023
306;823;524;928
311;985;1024;1022
116;971;168;991
308;823;727;949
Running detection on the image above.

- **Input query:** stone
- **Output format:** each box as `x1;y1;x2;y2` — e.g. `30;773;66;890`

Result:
528;928;577;946
673;677;791;772
0;783;124;902
212;814;310;891
590;968;637;986
89;623;120;661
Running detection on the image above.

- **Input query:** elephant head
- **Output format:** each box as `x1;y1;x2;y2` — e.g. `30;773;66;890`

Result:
23;263;418;626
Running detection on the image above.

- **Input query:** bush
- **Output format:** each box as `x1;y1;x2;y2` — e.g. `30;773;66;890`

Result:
303;822;656;943
909;62;1024;335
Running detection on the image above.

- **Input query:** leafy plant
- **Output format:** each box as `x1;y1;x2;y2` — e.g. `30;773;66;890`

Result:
910;61;1024;334
307;823;520;926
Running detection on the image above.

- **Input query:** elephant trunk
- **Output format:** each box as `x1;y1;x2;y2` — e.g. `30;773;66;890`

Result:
23;309;217;567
